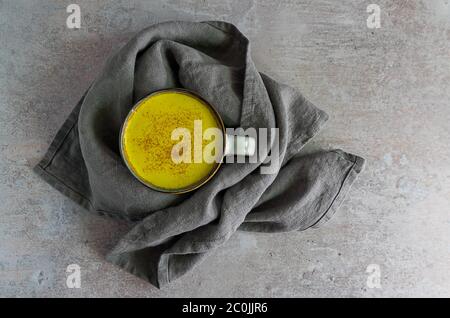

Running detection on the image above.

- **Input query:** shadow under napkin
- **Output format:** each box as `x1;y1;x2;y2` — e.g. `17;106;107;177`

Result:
34;21;365;288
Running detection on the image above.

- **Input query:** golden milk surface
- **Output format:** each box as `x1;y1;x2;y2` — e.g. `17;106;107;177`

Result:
122;91;221;191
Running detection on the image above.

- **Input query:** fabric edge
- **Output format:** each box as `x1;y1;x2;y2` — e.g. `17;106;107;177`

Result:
311;152;365;228
105;253;163;289
292;106;329;151
32;98;95;211
33;164;92;212
38;102;80;169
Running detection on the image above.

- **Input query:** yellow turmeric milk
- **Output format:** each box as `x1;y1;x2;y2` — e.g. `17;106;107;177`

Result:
121;90;223;191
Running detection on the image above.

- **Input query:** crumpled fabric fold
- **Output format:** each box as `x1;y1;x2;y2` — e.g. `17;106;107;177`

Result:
34;21;364;288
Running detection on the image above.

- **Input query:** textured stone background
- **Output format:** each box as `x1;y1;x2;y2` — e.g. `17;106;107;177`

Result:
1;0;449;297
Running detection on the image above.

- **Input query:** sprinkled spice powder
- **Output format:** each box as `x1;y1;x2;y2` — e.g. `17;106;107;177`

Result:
122;91;222;191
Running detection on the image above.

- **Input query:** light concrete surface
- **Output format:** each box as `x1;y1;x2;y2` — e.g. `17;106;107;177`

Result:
1;0;449;297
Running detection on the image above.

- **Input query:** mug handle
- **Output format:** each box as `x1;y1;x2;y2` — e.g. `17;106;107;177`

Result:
224;134;256;156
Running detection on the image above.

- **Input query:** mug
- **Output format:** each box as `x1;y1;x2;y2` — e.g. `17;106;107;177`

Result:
120;88;256;194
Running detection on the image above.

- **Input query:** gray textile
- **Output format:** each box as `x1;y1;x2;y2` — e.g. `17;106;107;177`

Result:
34;21;365;288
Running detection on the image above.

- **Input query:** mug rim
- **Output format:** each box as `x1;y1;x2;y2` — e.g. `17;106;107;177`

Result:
119;88;226;194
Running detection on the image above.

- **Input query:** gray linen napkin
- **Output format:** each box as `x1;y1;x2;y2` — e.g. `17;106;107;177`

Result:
34;21;365;288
